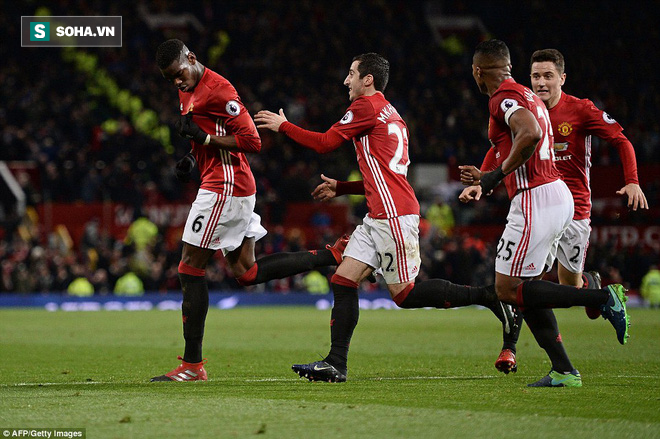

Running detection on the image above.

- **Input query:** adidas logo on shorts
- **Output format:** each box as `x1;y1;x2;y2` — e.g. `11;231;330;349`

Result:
524;262;536;271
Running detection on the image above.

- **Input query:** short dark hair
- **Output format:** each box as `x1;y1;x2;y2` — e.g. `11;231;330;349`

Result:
352;53;390;92
530;49;565;75
156;39;186;70
474;39;510;62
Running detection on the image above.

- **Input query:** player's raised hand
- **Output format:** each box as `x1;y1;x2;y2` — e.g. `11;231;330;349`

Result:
458;165;482;186
617;183;649;211
255;108;288;132
312;174;338;202
459;185;482;203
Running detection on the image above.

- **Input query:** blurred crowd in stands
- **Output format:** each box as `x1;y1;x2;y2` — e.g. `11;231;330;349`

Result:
1;1;658;297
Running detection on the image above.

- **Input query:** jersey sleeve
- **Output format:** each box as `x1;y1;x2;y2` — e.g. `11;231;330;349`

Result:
580;99;624;139
489;89;526;126
279;122;345;153
581;100;638;184
206;85;261;153
329;97;377;140
335;179;365;196
480;146;498;172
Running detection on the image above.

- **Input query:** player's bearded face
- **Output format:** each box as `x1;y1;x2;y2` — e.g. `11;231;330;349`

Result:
530;61;565;105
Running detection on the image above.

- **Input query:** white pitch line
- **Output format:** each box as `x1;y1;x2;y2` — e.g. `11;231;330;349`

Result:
2;374;657;387
246;375;499;382
1;376;493;386
2;381;111;387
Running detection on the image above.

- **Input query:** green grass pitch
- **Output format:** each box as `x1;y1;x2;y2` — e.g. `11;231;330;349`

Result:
1;306;660;438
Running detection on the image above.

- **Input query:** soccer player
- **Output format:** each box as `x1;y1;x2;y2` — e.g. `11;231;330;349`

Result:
151;39;349;382
492;48;649;374
459;40;629;387
256;53;516;383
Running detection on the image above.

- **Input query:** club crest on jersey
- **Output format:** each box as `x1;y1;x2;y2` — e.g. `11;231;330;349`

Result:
226;100;240;116
500;99;518;113
186;102;195;114
603;112;616;124
557;122;573;136
340;110;354;124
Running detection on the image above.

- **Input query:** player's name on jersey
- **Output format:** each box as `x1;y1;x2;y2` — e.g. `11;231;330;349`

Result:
377;104;399;124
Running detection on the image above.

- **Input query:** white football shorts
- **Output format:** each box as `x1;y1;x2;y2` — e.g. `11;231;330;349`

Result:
182;189;267;254
496;180;573;278
343;214;421;285
556;218;591;274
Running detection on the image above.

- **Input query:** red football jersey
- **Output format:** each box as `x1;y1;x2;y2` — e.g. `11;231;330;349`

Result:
488;79;561;199
330;92;420;219
549;92;631;220
178;68;261;197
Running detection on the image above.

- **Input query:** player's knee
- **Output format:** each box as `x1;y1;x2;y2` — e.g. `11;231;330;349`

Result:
391;283;415;308
235;263;258;286
494;281;517;304
178;261;206;277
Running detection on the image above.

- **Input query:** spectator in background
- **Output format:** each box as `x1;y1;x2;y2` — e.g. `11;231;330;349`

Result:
114;271;145;296
125;216;159;252
302;270;330;295
425;198;455;237
641;265;660;308
91;268;112;294
124;216;159;277
67;277;94;296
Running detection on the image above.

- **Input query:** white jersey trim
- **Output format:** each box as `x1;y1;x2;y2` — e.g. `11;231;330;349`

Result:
511;125;529;191
388;216;409;283
362;135;399;218
585;134;592;205
504;105;523;125
514;163;530;191
217;118;235;198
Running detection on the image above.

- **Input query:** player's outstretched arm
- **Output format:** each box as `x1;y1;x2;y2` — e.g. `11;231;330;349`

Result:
256;108;344;154
459;165;482;186
312;174;338;202
254;109;288;132
312;176;365;201
617;183;649;211
459;185;482;203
